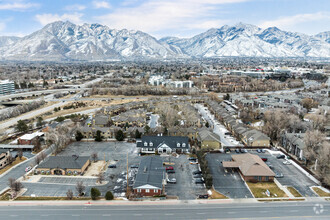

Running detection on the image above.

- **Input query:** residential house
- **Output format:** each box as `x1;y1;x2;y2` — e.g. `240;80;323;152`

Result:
241;129;270;147
281;133;306;160
197;130;221;150
222;153;275;182
133;156;165;197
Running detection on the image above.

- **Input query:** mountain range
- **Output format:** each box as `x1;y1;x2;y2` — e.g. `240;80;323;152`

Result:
0;21;329;61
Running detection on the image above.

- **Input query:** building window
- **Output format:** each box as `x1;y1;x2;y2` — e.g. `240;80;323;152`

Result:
182;143;186;147
177;143;180;147
254;176;258;180
146;189;150;193
149;142;153;147
137;189;141;193
154;189;158;193
144;142;148;146
149;148;153;151
265;176;269;181
258;176;262;181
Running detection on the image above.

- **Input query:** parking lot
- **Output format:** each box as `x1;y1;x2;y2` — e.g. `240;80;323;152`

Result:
206;150;319;198
207;153;253;199
23;141;141;197
37;177;97;186
164;155;207;200
265;151;318;197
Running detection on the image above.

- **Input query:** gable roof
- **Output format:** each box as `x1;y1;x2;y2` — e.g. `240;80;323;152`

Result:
133;156;164;189
137;136;189;149
223;153;275;177
37;156;90;169
198;130;220;142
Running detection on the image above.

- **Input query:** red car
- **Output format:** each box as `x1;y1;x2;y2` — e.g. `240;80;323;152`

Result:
166;166;174;171
261;158;268;162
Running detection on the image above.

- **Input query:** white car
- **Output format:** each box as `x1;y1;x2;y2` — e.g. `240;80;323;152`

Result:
283;160;292;165
25;166;32;172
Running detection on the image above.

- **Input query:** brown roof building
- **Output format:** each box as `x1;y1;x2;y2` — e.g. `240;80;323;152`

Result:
223;153;275;182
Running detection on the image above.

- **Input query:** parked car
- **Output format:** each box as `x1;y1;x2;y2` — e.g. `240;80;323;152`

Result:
25;166;32;172
256;149;261;153
195;178;205;184
277;155;286;159
275;173;284;178
261;149;266;153
235;149;240;153
190;161;198;165
193;174;203;178
167;170;175;173
261;158;268;162
193;170;202;175
266;162;273;169
240;148;248;153
167;178;176;184
166;166;174;171
108;164;117;168
130;165;139;169
188;157;197;161
283;160;292;165
198;194;209;199
225;148;231;153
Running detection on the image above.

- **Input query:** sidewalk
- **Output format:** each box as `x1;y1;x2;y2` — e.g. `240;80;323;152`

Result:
274;179;294;198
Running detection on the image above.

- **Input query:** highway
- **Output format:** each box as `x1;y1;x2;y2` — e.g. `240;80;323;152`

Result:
0;201;328;219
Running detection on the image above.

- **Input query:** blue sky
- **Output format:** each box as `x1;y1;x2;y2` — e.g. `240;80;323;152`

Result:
0;0;329;38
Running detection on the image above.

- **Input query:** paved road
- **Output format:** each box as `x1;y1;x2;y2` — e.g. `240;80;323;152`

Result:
0;201;328;219
195;104;242;147
0;146;53;194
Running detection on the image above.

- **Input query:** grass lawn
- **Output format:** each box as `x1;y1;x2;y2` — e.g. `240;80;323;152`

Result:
312;187;330;197
0;157;27;175
16;196;91;201
246;182;288;198
209;188;228;199
287;187;303;197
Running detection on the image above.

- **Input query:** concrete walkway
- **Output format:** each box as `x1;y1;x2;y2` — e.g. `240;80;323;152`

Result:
274;178;295;198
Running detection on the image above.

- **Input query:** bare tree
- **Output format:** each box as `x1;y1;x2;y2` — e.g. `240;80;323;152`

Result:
91;152;98;162
34;155;41;165
10;180;23;197
76;181;85;196
17;149;23;160
40;152;47;161
8;178;15;189
66;189;74;200
97;172;105;184
304;130;326;165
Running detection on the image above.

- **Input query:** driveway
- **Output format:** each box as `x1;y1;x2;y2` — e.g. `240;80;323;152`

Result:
195;104;242;147
206;153;253;199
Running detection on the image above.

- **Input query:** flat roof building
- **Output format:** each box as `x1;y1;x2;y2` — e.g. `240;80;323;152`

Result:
0;80;15;95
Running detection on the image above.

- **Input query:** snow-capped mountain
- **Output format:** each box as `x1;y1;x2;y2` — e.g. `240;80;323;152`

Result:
0;21;183;61
161;23;330;58
315;31;330;43
0;21;329;61
0;36;21;48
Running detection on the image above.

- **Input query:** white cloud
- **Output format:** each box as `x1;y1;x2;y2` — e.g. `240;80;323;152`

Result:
64;4;86;11
94;0;248;36
0;1;39;11
260;12;330;29
93;1;111;9
35;13;84;26
0;22;5;32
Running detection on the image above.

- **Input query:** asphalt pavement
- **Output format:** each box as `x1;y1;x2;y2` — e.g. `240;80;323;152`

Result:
0;201;328;219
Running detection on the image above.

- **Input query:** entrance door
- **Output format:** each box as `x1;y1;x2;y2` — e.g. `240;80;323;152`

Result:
54;169;62;175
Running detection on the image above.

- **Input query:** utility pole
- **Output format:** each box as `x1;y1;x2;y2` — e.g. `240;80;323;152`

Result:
126;152;129;198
